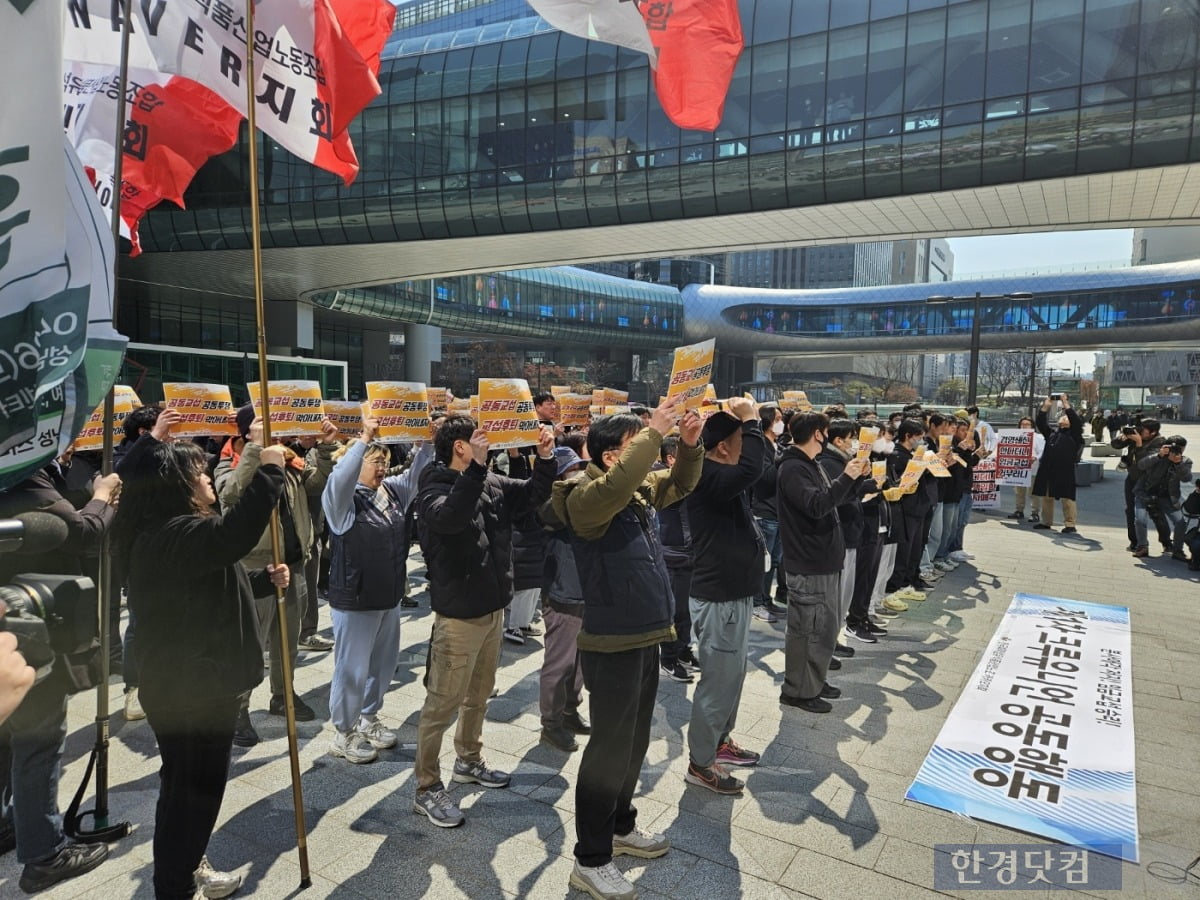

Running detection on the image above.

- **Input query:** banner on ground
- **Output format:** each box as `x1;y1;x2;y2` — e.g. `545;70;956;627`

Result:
247;380;325;437
366;381;431;443
666;338;715;410
73;386;140;451
163;383;237;438
477;379;541;449
559;393;591;428
907;593;1138;862
971;458;999;508
996;429;1036;487
323;400;364;441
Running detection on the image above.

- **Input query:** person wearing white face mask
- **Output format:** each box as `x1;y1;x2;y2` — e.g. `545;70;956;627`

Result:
867;426;909;617
750;405;786;623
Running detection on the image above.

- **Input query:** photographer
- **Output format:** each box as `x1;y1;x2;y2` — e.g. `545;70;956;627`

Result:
0;459;120;891
0;622;35;726
1132;436;1192;560
1032;395;1084;534
1111;418;1167;552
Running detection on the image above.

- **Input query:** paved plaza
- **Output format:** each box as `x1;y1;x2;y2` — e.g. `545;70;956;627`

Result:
2;426;1197;899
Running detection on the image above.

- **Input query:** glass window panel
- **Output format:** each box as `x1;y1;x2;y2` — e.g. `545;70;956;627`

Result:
986;0;1030;98
823;139;864;202
645;166;683;219
716;53;752;139
753;1;790;42
526;31;560;85
415;52;445;102
1137;5;1198;76
831;0;869;28
863;134;900;197
498;181;531;233
904;9;947;112
866;17;905;118
679;162;717;216
1132;93;1192;167
945;1;986;105
713;157;752;214
981;116;1025;183
1080;78;1134;105
616;68;649;152
1077;99;1133;172
871;0;906;19
791;0;828;36
470;42;500;92
939;121;983;188
614;169;651;223
787;144;826;206
827;25;867;128
787;34;828;132
583;174;619;225
748;152;787;209
1082;0;1138;82
1024;107;1079;178
497;38;529;89
1030;0;1082;90
902;128;942;193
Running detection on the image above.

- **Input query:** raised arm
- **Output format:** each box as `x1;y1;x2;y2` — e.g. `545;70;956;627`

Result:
383;442;433;510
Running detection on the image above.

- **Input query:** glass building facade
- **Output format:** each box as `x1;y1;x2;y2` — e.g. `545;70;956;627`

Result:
138;0;1200;254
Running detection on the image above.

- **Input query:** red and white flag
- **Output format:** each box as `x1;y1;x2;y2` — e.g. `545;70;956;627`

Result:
64;0;395;184
527;0;744;132
526;0;657;59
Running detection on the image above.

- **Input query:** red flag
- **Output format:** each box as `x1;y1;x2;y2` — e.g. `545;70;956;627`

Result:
643;0;744;131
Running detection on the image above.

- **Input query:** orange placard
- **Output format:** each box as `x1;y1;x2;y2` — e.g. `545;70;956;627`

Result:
559;394;592;428
366;381;431;443
856;426;879;460
477;378;541;449
550;385;570;398
162;384;237;438
246;380;325;437
323;401;363;442
73;386;140;452
666;338;715;410
427;387;449;414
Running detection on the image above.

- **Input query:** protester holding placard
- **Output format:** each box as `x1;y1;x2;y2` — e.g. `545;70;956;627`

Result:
884;420;934;599
1006;418;1046;523
750;404;786;623
411;416;555;829
215;409;339;745
554;398;703;899
940;418;983;563
653;436;701;684
321;416;432;764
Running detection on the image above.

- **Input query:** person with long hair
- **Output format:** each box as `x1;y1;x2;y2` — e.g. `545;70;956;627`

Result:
113;433;289;900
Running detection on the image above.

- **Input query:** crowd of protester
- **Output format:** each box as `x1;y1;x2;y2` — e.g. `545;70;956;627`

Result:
0;387;1189;900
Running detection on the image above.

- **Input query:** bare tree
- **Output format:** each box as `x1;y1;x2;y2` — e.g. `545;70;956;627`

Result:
861;354;921;402
977;352;1027;402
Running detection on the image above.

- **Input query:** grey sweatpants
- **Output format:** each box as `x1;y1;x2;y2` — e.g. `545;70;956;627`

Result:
687;595;753;768
782;571;840;701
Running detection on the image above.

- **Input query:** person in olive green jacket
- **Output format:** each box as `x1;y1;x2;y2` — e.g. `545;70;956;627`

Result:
551;397;704;900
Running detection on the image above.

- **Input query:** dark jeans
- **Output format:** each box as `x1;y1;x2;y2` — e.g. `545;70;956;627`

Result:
659;566;692;668
301;548;320;639
575;646;658;868
124;607;140;691
144;694;240;900
849;533;882;626
755;516;781;607
1;678;68;863
886;511;926;593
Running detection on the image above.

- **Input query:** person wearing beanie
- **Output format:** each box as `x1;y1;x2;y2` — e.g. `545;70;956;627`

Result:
679;401;768;795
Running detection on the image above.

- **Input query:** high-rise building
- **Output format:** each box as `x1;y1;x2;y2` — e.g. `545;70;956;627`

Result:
1132;227;1200;266
721;239;954;291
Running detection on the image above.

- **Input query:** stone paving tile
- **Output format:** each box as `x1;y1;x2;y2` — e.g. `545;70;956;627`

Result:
2;434;1197;898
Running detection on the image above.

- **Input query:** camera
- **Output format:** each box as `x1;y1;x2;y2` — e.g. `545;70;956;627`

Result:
1122;425;1137;435
1165;441;1186;456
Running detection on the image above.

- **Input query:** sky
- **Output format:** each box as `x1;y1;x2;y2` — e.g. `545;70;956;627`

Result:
946;229;1136;377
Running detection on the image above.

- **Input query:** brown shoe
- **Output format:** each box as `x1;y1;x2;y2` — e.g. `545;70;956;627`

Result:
1132;547;1149;558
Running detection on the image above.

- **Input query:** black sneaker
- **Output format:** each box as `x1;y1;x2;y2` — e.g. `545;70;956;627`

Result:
866;621;888;635
1033;523;1052;530
1127;543;1138;552
834;643;856;657
562;710;591;734
232;709;259;747
1006;511;1024;520
828;656;842;671
847;623;877;644
19;842;108;893
400;597;419;608
677;648;701;671
660;662;694;683
779;693;832;713
268;694;316;722
820;682;842;699
540;725;578;752
1062;526;1078;534
912;578;933;590
684;760;743;794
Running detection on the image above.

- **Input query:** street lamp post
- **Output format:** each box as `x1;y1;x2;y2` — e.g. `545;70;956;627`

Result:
927;290;1034;407
527;353;546;392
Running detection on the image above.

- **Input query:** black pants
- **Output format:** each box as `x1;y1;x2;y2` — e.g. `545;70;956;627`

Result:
1125;477;1170;546
144;694;240;900
849;532;883;626
886;512;926;592
659;566;692;668
575;646;658;868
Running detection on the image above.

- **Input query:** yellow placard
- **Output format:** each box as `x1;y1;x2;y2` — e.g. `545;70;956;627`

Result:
448;397;471;413
162;383;237;438
323;401;363;442
366;382;431;443
871;459;887;482
856;426;879;460
470;394;480;420
550;385;570;397
73;386;140;452
927;455;952;478
703;384;718;405
427;387;449;414
478;378;542;449
559;394;592;428
898;458;924;490
603;405;631;415
603;388;629;406
246;380;325;437
666;338;715;410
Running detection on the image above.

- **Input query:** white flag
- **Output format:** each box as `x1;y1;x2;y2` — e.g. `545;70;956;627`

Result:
527;0;657;62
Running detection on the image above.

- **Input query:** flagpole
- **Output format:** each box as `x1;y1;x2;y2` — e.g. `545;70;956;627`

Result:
66;0;133;844
244;2;312;888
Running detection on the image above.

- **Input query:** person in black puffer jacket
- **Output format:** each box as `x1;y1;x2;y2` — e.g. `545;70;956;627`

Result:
411;415;555;829
113;434;289;900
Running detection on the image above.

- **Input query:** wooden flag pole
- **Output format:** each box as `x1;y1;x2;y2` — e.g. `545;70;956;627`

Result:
66;0;133;844
243;2;311;887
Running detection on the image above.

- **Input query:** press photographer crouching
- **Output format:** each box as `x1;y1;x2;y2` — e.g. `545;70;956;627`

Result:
0;458;121;893
1132;436;1193;561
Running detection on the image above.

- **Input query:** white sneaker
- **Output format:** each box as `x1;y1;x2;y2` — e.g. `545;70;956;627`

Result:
569;860;637;900
612;826;670;859
193;856;241;899
359;717;398;750
934;560;956;572
950;550;974;561
123;688;145;721
920;567;942;581
329;729;378;764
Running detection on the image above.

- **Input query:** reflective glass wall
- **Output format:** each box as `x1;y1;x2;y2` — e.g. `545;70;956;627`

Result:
139;0;1200;252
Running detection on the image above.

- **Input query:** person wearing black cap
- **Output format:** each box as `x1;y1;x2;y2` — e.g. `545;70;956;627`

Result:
777;412;870;713
681;399;767;795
